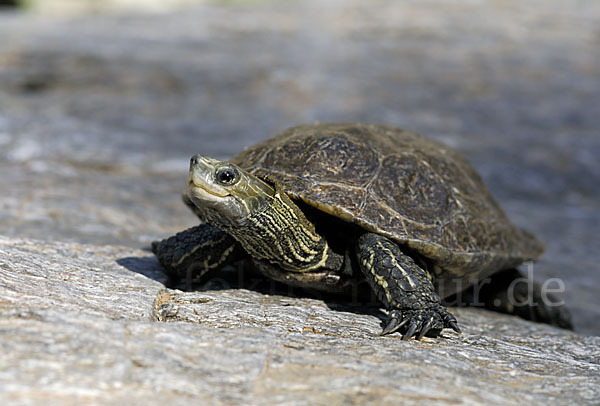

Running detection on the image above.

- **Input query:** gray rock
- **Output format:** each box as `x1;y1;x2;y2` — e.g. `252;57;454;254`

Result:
1;237;599;405
0;236;167;320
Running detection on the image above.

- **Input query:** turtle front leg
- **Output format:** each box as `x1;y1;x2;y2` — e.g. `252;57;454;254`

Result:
152;224;245;285
357;233;461;340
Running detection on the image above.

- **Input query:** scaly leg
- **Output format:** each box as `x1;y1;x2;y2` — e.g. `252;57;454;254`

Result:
357;233;460;340
152;224;245;284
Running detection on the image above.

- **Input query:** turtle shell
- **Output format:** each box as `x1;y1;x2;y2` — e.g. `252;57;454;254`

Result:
231;123;544;283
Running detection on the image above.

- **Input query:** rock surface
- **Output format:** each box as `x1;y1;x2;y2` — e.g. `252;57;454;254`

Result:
1;237;599;405
0;0;599;404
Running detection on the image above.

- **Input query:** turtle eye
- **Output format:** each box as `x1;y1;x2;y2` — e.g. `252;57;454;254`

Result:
215;166;240;185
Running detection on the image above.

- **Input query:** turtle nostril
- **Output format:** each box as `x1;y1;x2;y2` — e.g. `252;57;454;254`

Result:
190;155;199;166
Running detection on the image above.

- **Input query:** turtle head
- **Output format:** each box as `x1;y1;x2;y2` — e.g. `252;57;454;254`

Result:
186;154;275;228
187;154;330;272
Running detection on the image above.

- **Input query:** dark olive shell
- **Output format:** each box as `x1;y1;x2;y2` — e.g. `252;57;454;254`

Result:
232;123;544;283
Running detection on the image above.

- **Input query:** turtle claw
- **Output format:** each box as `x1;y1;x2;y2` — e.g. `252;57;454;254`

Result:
380;310;408;336
417;319;433;340
448;320;462;334
442;311;462;334
381;306;460;340
402;322;418;341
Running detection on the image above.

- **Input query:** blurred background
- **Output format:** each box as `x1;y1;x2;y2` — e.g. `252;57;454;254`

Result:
0;0;598;334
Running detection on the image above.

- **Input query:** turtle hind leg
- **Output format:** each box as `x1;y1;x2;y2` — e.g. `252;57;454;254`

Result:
356;233;461;340
152;224;245;287
463;268;573;330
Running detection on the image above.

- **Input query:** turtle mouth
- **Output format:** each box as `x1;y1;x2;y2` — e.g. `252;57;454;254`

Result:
188;180;231;199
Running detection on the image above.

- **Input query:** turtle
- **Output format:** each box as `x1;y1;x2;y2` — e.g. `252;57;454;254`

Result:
152;123;572;339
